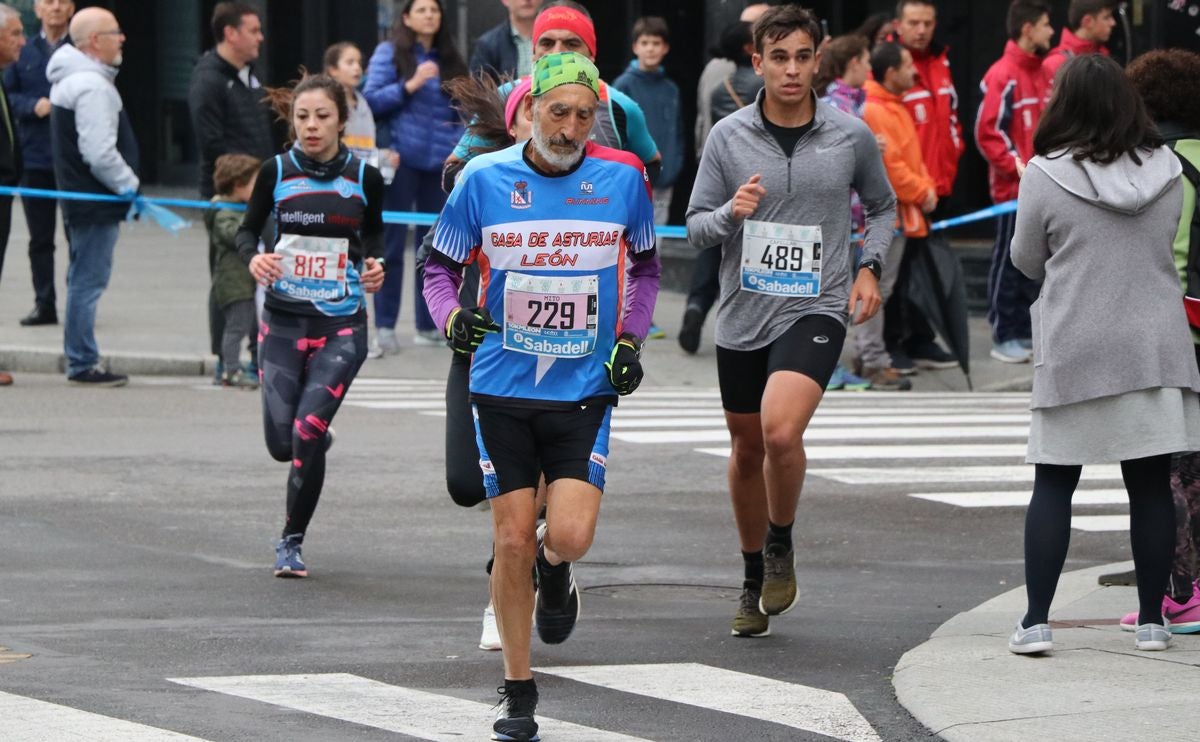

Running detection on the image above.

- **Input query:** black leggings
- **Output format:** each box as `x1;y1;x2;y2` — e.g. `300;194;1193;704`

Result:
445;351;487;507
259;307;368;539
1023;454;1175;627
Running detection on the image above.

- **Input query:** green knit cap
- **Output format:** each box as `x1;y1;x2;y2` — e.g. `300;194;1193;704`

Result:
531;52;600;98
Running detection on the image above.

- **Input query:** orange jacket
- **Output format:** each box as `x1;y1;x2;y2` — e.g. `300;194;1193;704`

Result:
862;80;935;238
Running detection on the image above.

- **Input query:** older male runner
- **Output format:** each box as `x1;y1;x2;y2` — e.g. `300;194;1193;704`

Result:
423;52;659;741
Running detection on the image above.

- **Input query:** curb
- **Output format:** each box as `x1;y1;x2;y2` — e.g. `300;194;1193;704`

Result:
0;345;210;377
893;560;1200;741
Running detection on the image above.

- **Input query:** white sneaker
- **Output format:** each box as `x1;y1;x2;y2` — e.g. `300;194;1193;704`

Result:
1135;622;1171;651
480;602;502;651
1007;620;1053;654
377;327;400;352
366;337;384;359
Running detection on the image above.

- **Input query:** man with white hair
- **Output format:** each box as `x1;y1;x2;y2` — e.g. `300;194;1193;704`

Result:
48;6;138;386
0;2;24;387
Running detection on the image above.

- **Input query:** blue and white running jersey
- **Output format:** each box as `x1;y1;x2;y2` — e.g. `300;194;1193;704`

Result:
432;141;656;405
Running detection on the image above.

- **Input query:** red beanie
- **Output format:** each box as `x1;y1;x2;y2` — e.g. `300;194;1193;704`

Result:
532;7;596;58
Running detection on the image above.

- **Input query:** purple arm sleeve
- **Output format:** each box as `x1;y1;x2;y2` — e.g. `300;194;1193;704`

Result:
422;257;465;335
621;250;661;341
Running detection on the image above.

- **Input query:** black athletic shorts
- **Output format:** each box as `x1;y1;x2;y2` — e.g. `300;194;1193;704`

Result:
716;314;846;414
473;402;613;498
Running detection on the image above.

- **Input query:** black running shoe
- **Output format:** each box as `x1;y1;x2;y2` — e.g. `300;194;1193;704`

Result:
534;524;581;644
492;679;539;741
678;306;703;354
68;366;128;387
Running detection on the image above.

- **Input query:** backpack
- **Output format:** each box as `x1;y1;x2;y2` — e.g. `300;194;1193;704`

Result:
1174;147;1200;328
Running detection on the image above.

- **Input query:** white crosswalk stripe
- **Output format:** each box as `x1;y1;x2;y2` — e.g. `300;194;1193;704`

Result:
6;666;881;740
343;383;1130;532
0;690;211;741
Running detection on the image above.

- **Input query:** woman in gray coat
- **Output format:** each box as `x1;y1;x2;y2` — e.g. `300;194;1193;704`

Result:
1007;54;1200;655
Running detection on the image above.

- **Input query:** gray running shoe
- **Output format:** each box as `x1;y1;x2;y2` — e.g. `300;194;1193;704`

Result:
759;544;799;615
1135;622;1171;651
731;581;770;637
1007;620;1053;654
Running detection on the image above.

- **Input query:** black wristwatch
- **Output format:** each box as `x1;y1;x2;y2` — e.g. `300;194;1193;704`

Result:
858;259;882;281
374;257;387;273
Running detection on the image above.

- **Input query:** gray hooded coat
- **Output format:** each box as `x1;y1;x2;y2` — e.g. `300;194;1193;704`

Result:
1011;146;1200;409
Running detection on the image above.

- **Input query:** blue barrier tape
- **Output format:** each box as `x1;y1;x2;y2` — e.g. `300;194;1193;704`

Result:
0;184;1017;240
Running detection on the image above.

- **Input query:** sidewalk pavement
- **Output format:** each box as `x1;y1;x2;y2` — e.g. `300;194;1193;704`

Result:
0;193;1032;391
895;561;1200;741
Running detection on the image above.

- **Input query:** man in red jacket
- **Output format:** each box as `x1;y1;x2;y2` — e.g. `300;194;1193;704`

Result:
1043;0;1114;83
975;0;1053;364
883;0;965;374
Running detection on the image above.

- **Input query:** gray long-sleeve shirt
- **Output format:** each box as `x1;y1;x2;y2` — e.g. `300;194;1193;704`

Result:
686;90;896;351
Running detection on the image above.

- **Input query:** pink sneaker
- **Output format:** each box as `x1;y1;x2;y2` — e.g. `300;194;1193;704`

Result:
1119;585;1200;634
1163;589;1200;634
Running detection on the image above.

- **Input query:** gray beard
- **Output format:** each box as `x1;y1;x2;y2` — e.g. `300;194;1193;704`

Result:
531;119;584;171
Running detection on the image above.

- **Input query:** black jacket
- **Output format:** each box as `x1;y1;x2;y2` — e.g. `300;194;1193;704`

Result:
468;22;519;80
0;82;21;185
187;50;275;199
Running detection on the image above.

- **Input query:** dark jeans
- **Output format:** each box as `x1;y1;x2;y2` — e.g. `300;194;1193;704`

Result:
373;163;444;331
685;245;722;317
987;210;1040;344
21;169;58;311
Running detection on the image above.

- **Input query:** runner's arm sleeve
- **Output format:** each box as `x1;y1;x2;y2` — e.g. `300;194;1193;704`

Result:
685;124;738;248
362;165;386;260
235;158;278;263
621;169;660;341
851;123;898;267
1009;165;1050;281
974;74;1019;180
423;253;466;334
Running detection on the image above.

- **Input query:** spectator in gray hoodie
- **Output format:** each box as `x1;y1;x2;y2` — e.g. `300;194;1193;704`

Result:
1006;54;1200;657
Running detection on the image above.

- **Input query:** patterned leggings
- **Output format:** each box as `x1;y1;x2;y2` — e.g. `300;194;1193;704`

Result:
1171;452;1200;600
259;307;367;540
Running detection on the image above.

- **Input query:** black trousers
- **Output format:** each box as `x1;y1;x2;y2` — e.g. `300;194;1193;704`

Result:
685;245;722;318
21;169;58;311
0;191;12;287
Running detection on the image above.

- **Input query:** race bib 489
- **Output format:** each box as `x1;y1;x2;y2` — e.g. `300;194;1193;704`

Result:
740;221;822;297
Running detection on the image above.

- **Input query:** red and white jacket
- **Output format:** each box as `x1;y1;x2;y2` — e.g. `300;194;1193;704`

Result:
974;40;1049;203
1042;27;1109;83
898;41;965;198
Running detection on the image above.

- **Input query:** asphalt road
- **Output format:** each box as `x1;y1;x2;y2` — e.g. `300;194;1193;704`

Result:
0;367;1138;741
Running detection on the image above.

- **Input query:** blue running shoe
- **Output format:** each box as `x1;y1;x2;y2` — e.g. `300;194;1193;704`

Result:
646;323;666;340
826;365;847;391
838;365;872;391
274;533;307;578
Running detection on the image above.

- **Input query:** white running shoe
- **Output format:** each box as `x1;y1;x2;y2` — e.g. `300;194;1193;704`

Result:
479;602;502;651
1135;622;1171;651
1007;620;1053;654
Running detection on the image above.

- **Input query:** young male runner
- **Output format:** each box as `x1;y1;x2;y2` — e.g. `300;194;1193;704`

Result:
686;5;896;638
423;52;659;741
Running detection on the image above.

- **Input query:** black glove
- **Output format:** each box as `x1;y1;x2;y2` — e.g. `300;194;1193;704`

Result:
446;306;500;354
605;335;643;395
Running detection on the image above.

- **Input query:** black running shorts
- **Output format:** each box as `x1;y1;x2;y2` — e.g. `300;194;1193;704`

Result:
716;314;846;414
473;402;613;498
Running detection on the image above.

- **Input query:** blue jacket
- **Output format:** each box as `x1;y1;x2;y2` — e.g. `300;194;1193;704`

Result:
363;41;463;174
613;61;683;188
4;34;65;172
468;22;519;80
